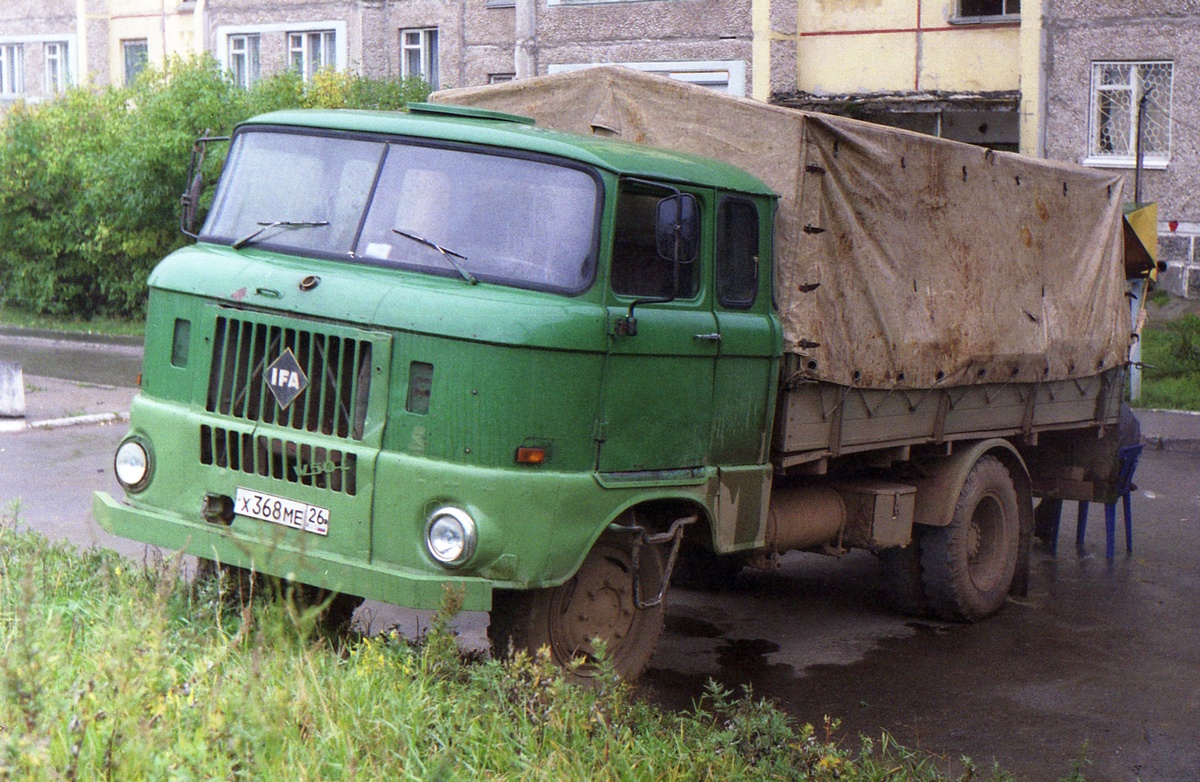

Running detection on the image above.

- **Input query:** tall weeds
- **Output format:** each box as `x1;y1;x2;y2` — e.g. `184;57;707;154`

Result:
0;513;1072;780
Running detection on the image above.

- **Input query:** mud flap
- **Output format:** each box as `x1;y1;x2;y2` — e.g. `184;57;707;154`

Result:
1010;478;1035;598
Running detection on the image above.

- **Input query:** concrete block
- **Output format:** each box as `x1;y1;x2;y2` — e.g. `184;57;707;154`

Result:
1159;234;1191;263
0;362;26;418
1158;263;1185;297
1189;265;1200;299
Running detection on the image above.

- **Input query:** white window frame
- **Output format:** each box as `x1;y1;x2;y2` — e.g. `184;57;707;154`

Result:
0;43;25;96
548;60;747;97
1085;60;1173;170
228;33;260;89
0;35;77;101
290;29;337;81
215;22;347;83
44;41;70;93
400;28;439;90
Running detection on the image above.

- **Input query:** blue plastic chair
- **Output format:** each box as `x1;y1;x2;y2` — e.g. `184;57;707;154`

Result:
1076;444;1143;558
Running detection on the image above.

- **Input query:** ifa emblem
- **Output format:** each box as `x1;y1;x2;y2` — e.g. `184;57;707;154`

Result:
265;348;309;410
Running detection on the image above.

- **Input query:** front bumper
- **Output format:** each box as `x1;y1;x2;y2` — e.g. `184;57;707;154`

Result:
93;491;493;611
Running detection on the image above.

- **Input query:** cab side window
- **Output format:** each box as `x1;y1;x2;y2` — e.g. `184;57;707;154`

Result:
611;188;698;299
716;197;759;309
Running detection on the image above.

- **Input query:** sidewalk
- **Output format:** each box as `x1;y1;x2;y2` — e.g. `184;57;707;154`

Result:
0;375;137;432
1134;407;1200;453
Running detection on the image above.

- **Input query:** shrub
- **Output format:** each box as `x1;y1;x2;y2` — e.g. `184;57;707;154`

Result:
0;56;430;319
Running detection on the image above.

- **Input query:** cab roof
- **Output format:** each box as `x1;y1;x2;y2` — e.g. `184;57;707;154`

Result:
240;106;776;198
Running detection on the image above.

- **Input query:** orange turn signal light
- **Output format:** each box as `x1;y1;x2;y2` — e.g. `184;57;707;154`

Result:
515;446;546;465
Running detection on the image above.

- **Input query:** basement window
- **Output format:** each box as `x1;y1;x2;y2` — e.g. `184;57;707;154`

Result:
955;0;1019;21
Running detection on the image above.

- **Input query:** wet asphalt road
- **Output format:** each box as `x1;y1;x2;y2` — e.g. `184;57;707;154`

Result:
3;333;1199;780
643;449;1200;781
0;329;143;388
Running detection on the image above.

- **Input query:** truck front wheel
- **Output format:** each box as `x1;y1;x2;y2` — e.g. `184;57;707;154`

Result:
489;532;665;681
920;455;1020;622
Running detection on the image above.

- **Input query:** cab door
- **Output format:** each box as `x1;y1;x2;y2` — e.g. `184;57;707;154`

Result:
597;182;717;474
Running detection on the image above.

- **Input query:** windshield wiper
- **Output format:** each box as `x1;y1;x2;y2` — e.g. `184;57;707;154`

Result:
392;228;477;285
232;220;329;250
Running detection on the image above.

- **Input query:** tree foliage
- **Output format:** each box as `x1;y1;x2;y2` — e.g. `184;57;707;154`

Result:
0;55;430;318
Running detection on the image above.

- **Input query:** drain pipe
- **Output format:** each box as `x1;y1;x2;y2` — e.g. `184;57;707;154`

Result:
515;0;536;78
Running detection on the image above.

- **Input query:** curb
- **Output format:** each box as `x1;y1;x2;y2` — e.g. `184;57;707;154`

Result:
0;325;143;348
1143;435;1200;453
0;412;129;433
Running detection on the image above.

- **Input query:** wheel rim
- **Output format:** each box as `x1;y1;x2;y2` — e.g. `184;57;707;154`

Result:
547;541;642;672
966;493;1009;591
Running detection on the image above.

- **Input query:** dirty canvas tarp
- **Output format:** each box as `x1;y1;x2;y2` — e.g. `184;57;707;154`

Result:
433;67;1130;389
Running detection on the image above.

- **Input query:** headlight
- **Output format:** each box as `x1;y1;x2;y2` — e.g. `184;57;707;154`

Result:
425;507;477;568
114;438;151;492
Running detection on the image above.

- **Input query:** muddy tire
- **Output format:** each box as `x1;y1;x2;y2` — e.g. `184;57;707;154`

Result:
193;559;362;634
194;558;262;606
285;583;365;634
878;526;931;618
489;532;665;681
920;455;1020;622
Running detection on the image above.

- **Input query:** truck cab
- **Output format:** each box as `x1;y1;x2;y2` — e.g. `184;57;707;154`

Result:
95;103;781;679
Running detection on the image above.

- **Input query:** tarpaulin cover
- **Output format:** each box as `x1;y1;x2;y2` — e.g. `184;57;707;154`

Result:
433;66;1131;389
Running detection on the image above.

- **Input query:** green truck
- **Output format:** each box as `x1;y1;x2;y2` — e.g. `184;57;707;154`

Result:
95;67;1137;680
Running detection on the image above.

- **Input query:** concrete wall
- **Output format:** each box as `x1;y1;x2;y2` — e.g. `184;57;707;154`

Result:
107;0;199;84
762;0;1022;96
761;0;1025;150
1043;2;1200;296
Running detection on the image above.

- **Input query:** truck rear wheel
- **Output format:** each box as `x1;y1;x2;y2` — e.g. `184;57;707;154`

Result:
489;532;665;681
920;455;1020;622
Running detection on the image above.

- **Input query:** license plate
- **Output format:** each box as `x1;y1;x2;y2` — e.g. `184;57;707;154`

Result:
235;487;329;536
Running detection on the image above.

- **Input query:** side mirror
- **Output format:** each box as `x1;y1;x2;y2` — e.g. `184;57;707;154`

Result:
656;193;699;263
180;131;230;238
181;169;204;236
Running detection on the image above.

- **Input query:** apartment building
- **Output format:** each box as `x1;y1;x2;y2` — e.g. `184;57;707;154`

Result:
1040;0;1196;297
6;1;1196;296
197;1;754;96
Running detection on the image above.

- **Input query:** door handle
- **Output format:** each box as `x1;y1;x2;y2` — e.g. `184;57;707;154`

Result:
693;332;722;342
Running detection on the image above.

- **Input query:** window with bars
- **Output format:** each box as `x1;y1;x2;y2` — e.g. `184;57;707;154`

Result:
1089;61;1173;165
289;30;336;81
959;0;1019;17
228;34;260;89
400;28;438;90
0;44;24;96
44;41;69;93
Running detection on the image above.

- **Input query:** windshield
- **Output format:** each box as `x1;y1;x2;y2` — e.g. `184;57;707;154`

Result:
202;128;602;294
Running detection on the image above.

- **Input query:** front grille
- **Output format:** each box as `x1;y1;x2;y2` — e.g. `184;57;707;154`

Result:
201;425;358;495
206;316;372;441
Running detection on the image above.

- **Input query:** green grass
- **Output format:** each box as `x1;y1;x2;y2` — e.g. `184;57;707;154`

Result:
1138;315;1200;411
0;507;1078;781
0;304;143;338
